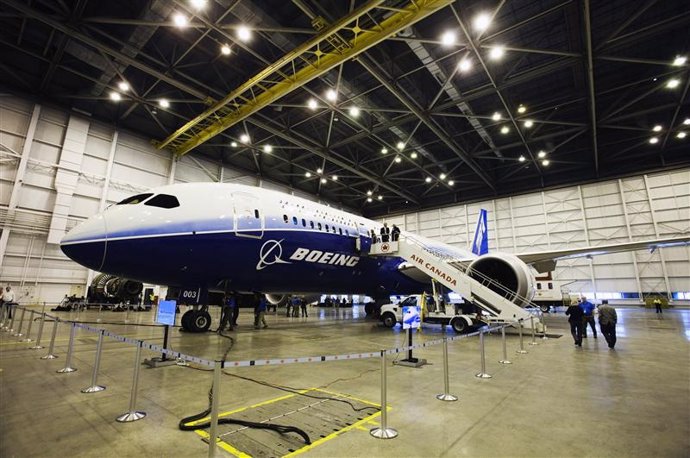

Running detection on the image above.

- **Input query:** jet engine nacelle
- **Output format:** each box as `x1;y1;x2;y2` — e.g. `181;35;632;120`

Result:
466;253;535;307
266;294;288;306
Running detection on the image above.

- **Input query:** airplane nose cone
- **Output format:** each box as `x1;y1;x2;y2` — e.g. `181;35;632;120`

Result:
60;214;108;271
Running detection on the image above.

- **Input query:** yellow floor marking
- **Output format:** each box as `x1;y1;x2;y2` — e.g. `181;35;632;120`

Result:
187;388;386;457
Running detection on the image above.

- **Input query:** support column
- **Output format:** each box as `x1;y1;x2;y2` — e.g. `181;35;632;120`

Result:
491;199;500;250
0;104;41;270
643;175;672;298
541;191;551;249
508;196;518;251
167;154;177;185
618;179;644;299
47;115;90;244
577;186;598;299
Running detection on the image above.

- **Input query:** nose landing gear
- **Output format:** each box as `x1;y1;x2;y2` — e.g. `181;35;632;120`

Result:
180;306;212;333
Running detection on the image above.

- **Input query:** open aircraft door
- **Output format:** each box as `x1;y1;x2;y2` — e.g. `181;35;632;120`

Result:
356;223;372;254
233;192;263;239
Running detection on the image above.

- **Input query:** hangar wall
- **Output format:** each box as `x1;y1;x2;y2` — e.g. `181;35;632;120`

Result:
382;169;690;301
0;96;336;303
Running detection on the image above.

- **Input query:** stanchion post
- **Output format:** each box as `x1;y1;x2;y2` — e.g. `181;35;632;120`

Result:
81;329;106;393
475;330;492;378
12;307;26;337
516;319;528;354
57;322;78;373
436;338;458;401
370;350;398;439
499;325;512;364
0;303;7;329
29;312;46;349
207;361;222;458
116;341;146;422
529;316;538;346
41;317;60;359
540;312;548;340
20;310;35;342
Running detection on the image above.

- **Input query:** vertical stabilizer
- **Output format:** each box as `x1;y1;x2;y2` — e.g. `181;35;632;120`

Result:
471;209;489;256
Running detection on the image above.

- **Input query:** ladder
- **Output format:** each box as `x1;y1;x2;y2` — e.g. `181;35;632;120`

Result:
370;235;533;325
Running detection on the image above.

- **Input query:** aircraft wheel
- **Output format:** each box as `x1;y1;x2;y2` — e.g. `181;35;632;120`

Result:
539;304;551;313
181;310;195;331
189;310;212;333
450;317;468;334
381;312;397;328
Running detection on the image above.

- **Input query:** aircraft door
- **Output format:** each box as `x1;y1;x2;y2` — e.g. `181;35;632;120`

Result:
233;192;264;238
356;223;372;254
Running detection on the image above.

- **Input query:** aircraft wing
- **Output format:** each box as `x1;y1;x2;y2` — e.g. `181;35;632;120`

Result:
515;235;690;273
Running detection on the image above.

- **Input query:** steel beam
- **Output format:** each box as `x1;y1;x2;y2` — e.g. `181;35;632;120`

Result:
156;0;452;156
583;0;599;174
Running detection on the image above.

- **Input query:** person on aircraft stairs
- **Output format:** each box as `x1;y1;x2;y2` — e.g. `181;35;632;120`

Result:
380;222;390;242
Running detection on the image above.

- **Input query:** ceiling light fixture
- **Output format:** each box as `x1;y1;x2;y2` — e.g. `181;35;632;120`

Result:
316;168;323;174
676;131;687;139
410;152;418;159
440;30;456;46
683;118;690;125
649;137;659;144
381;147;388;154
109;91;121;101
542;159;550;166
378;195;383;201
489;45;505;60
190;0;207;10
367;190;373;196
518;155;526;162
321;178;327;184
524;120;534;128
348;106;360;117
158;98;170;108
367;197;373;203
239;133;250;143
517;104;526;114
538;150;546;158
230;141;238;147
326;89;337;101
458;58;472;72
652;124;662;132
305;171;312;177
672;56;687;66
332;175;338;181
448;180;455;186
394;156;402;163
221;44;231;56
172;12;189;28
307;98;318;110
473;12;491;32
396;141;405;150
425;176;432;183
492;112;501;121
118;81;130;91
439;173;446;180
666;78;680;89
237;25;251;42
500;126;510;134
263;145;273;153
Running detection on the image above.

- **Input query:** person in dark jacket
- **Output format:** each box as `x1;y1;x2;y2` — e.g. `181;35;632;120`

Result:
566;300;585;346
380;222;390;242
597;300;618;349
579;297;597;338
391;224;401;241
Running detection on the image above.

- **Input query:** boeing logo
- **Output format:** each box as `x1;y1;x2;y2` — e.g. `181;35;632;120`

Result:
256;239;292;270
256;240;360;270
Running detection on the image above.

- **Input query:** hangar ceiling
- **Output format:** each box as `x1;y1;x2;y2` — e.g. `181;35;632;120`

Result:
0;0;688;217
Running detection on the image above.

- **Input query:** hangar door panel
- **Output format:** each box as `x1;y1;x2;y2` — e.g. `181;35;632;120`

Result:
233;192;263;238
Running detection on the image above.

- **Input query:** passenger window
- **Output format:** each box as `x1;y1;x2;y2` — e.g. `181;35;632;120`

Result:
325;224;330;231
143;194;179;209
292;216;298;225
283;214;288;223
338;228;342;235
548;282;553;290
117;193;153;205
302;218;306;227
310;221;314;229
537;283;542;290
318;222;322;230
254;209;260;219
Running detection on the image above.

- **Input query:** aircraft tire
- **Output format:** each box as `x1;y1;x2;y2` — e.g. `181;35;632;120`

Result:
189;310;212;333
539;304;551;313
450;317;468;334
181;310;194;331
381;312;397;328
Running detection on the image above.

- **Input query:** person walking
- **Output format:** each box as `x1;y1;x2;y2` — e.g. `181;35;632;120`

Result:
597;300;618;349
653;297;663;314
1;285;16;319
254;293;268;329
217;293;236;332
566;300;585;347
300;296;308;317
580;296;597;338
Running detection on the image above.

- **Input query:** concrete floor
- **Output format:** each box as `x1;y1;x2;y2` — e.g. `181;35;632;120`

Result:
1;304;688;457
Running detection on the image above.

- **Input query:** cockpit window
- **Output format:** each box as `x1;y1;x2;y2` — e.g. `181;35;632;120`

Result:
117;193;153;205
144;194;180;209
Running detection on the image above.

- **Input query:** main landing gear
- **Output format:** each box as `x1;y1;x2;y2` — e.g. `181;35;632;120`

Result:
180;305;212;333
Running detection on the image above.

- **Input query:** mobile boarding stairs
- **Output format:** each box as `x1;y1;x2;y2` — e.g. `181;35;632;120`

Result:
369;235;540;330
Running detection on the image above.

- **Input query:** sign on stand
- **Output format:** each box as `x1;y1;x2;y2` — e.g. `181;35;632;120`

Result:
396;305;427;368
145;300;177;368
